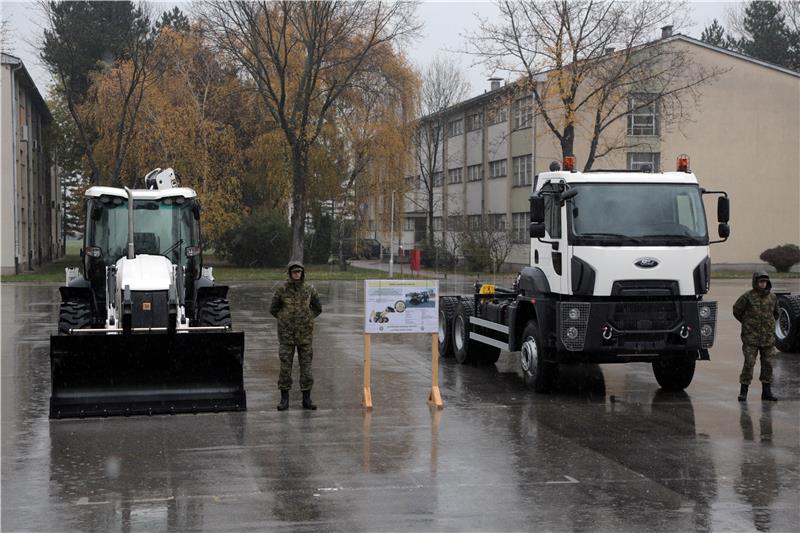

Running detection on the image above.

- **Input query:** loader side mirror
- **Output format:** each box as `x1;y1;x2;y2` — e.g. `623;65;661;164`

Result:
91;207;103;221
530;196;545;223
718;223;730;239
717;196;729;223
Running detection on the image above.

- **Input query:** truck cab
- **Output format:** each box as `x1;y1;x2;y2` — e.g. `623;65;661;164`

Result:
438;155;730;393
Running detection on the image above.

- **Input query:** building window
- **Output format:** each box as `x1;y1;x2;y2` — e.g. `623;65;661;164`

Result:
467;164;483;182
513;95;533;129
489;159;507;178
627;152;661;172
627;93;660;136
488;104;508;126
465;112;483;132
468;215;482;230
513;154;532;187
448;216;463;231
432;171;444;187
488;213;506;231
404;218;415;231
512;212;530;243
448;167;463;184
448;118;463;137
433;217;443;231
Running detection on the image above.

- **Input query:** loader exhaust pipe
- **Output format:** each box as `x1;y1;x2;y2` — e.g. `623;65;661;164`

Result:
124;186;135;259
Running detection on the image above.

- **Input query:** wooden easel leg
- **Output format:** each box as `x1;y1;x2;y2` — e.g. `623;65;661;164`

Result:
362;333;373;411
427;333;444;409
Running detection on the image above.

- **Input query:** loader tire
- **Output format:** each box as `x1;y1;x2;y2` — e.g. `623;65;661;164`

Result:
775;294;800;353
58;301;92;335
438;296;459;358
198;297;232;328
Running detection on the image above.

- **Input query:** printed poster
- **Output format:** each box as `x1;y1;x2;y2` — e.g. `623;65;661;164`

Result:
364;280;439;334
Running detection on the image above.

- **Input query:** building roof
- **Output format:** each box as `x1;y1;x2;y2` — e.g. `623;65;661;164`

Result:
1;53;53;122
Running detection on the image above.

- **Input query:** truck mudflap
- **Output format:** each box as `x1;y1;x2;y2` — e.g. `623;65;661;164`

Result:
50;331;246;419
556;300;717;355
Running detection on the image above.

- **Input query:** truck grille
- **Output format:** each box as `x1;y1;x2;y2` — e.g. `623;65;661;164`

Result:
610;302;679;331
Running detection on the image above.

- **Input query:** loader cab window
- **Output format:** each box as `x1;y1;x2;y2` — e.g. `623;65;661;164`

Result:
87;195;200;270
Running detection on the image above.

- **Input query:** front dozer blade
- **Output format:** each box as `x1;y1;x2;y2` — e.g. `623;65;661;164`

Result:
49;332;246;419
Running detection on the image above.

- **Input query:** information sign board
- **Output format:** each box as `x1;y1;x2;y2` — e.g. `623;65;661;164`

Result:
364;280;439;334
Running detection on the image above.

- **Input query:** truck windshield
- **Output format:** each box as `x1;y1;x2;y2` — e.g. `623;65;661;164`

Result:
87;197;199;267
569;183;708;246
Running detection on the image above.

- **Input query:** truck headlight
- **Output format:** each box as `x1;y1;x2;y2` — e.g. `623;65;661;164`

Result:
568;307;581;320
700;324;713;337
566;326;579;339
698;305;711;319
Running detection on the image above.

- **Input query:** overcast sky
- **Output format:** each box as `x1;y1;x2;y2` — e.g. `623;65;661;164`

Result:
2;0;736;100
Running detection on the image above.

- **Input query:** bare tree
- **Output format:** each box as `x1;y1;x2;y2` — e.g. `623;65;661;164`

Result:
1;17;13;53
468;0;725;170
201;1;419;261
408;56;470;249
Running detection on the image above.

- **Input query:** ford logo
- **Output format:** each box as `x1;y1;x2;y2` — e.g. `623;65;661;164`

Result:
634;257;660;268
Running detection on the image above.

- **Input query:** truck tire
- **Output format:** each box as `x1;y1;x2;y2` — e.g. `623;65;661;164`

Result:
520;320;557;392
652;354;696;391
198;297;232;328
453;300;478;364
775;294;800;353
438;296;459;358
58;301;92;335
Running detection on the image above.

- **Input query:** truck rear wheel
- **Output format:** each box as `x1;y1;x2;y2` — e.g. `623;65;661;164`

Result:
58;301;92;335
198;297;232;328
775;294;800;353
438;296;458;358
453;301;477;364
520;320;557;392
652;354;696;391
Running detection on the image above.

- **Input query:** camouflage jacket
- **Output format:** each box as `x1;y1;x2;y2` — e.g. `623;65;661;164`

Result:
270;281;322;343
733;288;778;346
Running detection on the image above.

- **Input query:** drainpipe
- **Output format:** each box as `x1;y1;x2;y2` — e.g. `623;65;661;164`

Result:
10;62;23;273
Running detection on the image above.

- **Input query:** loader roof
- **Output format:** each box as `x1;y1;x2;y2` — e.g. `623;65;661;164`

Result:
85;186;197;200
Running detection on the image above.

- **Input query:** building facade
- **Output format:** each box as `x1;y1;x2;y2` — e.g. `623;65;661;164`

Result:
1;53;60;275
365;34;800;270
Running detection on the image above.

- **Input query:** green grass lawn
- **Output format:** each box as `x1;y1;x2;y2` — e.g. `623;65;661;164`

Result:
2;253;797;283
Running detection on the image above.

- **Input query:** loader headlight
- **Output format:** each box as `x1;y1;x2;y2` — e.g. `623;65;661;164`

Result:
84;246;102;258
700;324;713;337
186;246;201;257
698;305;711;319
566;326;579;340
568;307;581;320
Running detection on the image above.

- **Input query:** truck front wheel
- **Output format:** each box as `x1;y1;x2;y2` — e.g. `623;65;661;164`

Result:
520;321;557;392
652;354;696;391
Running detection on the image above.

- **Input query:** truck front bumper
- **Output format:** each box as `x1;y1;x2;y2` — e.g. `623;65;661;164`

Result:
556;300;717;359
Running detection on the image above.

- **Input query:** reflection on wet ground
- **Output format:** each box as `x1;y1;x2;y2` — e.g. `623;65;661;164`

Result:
2;279;799;531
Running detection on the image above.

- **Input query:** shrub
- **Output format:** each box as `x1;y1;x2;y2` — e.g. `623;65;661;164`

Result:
215;209;291;267
759;244;800;273
419;238;455;270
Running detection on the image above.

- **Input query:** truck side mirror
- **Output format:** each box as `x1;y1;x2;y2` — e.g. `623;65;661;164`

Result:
718;223;730;239
560;188;578;201
530;196;545;223
717;196;729;223
530;222;545;238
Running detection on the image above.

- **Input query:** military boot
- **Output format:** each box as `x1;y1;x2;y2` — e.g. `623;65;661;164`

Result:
277;390;290;411
302;390;317;410
761;383;778;402
737;384;748;402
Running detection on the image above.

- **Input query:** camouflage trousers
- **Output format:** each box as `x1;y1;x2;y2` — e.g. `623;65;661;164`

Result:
739;344;774;385
278;342;314;391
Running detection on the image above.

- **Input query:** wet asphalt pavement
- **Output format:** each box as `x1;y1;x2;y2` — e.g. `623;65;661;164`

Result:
2;278;799;532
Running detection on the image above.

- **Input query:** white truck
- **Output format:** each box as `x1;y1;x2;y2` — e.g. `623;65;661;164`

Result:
438;155;730;392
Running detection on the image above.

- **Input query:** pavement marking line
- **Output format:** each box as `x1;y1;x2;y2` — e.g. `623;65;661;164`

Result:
545;475;579;484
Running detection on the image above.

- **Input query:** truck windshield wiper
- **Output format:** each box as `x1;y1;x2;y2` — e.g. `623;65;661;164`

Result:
642;234;703;244
576;233;642;244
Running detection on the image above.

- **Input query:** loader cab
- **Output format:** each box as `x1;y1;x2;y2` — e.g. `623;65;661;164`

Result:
83;189;203;293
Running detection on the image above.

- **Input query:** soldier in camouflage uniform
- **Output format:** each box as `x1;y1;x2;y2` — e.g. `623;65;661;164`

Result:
732;271;779;402
270;261;322;411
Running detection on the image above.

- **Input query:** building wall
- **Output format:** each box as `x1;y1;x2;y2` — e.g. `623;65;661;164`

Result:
1;57;60;275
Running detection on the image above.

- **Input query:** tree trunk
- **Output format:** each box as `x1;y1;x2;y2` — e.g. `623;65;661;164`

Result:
561;124;575;158
290;145;307;262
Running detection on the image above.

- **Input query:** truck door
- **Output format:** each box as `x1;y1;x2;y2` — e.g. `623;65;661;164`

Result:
533;182;566;295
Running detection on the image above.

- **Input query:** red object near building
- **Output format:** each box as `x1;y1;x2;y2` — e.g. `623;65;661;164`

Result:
410;248;421;273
